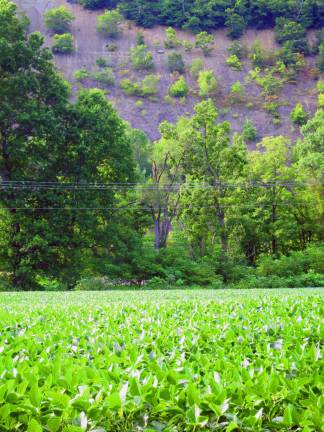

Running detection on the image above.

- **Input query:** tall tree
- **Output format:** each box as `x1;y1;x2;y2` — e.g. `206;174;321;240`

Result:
0;1;135;288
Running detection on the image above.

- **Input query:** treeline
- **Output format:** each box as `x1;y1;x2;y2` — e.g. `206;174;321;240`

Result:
0;0;323;290
77;0;324;35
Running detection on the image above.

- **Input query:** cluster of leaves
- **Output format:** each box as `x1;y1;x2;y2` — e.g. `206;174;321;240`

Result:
130;44;154;70
0;289;323;430
74;68;115;86
79;0;323;36
120;74;160;97
44;6;75;54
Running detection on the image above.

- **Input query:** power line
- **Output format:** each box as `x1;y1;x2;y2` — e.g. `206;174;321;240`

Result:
0;180;321;191
0;202;311;211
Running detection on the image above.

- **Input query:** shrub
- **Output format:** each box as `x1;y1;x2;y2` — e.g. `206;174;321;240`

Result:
242;119;257;142
249;40;266;68
96;57;107;68
141;74;160;96
228;41;247;59
130;44;154;70
182;40;194;52
167;52;185;73
135;32;145;46
198;70;217;97
74;68;90;81
169;76;189;98
106;43;118;52
290;103;308;126
318;93;324;108
52;33;74;54
225;11;246;39
120;75;160;97
135;100;144;108
275;18;308;54
91;68;114;86
44;6;74;33
317;43;324;73
195;32;214;56
230;80;245;102
120;78;142;96
97;9;123;38
164;27;180;49
226;54;242;70
190;58;204;78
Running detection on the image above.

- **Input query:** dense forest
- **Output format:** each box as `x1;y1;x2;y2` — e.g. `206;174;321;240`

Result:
78;0;324;35
0;0;323;290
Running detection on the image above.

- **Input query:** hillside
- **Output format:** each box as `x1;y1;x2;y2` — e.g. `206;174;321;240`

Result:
15;0;321;142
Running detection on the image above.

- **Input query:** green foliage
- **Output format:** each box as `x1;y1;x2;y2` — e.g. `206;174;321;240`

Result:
242;119;257;142
195;31;214;56
190;57;204;78
97;9;123;38
197;70;217;97
167;51;185;73
225;10;246;39
51;33;74;54
291;103;308;126
74;68;90;81
228;41;247;59
164;26;180;48
77;0;323;41
317;43;324;72
275;18;308;54
91;68;114;85
230;80;245;100
0;289;323;430
182;39;194;52
168;76;189;97
44;6;74;33
135;31;145;46
120;74;160;96
226;54;242;70
96;56;107;67
130;44;154;70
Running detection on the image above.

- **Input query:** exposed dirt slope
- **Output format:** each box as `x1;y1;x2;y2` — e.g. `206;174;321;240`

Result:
15;0;321;144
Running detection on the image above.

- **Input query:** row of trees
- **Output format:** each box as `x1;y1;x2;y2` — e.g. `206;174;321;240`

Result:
77;0;324;35
0;0;323;289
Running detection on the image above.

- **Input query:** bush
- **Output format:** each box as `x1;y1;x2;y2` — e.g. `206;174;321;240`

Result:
164;27;180;49
182;40;194;52
130;44;154;70
195;32;214;56
169;76;189;98
120;78;142;96
275;18;308;54
120;75;160;97
242;119;257;142
106;43;118;52
52;33;74;54
226;54;242;70
197;70;217;97
290;103;308;126
167;52;185;73
317;43;324;73
91;68;114;86
44;6;74;33
74;68;90;81
96;57;107;67
97;10;123;38
135;31;145;46
141;74;160;96
228;41;247;59
225;11;246;39
190;58;204;78
230;80;245;102
231;273;324;289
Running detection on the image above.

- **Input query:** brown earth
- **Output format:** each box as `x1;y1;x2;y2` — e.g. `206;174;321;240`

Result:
14;0;322;145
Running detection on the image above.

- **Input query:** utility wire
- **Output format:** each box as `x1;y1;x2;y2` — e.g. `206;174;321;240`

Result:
0;202;311;211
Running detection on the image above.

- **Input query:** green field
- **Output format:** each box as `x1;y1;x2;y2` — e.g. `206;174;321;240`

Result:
0;289;323;431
